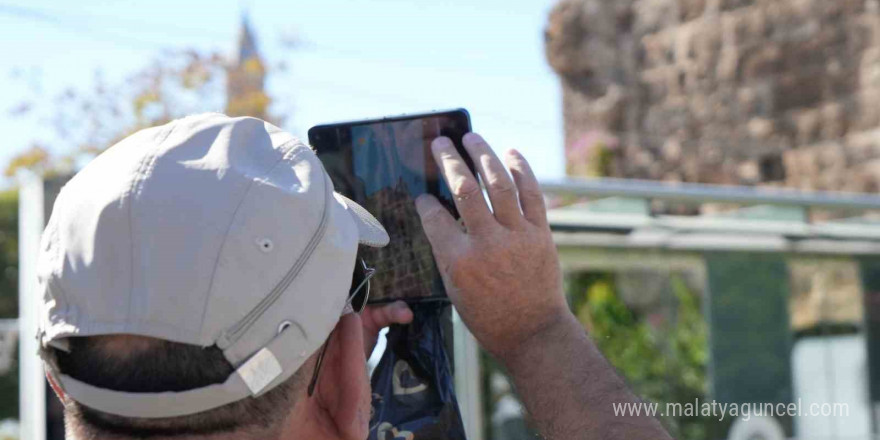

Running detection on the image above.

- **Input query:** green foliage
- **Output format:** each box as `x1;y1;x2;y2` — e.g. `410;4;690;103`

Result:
0;349;18;423
567;271;716;440
0;190;18;318
0;189;18;421
478;270;715;440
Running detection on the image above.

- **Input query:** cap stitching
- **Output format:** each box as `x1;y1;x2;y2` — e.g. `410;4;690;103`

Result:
46;193;74;333
126;123;177;334
216;149;331;354
196;139;309;340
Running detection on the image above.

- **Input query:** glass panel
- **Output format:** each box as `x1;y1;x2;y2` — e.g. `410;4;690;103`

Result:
480;264;714;440
789;257;870;439
706;253;793;436
861;257;880;411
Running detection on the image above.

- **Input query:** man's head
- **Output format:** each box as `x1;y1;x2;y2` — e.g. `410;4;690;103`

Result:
36;113;388;439
41;314;371;440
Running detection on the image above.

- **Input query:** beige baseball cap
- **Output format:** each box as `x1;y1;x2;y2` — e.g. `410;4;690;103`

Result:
38;113;389;418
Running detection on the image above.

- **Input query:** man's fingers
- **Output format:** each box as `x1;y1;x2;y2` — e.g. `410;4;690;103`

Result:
431;137;494;232
362;301;413;356
415;194;466;263
505;149;548;227
367;301;413;329
462;133;523;228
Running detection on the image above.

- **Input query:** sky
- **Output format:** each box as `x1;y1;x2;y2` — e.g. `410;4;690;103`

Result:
0;0;565;188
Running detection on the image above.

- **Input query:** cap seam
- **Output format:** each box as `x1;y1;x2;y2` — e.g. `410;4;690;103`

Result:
126;122;177;335
44;277;73;343
216;152;331;355
196;139;309;341
46;196;73;334
48;318;203;343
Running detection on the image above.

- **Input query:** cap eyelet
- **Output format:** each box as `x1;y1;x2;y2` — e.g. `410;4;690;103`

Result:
277;320;293;335
257;238;274;253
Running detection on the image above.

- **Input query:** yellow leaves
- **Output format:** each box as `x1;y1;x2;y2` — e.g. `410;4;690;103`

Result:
133;91;160;119
3;145;50;177
181;59;213;90
587;278;614;303
3;145;77;178
5;44;287;180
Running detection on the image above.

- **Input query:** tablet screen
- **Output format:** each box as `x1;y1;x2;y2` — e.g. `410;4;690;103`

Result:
310;110;471;303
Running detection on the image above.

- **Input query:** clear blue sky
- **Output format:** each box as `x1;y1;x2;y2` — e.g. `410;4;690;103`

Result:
0;0;564;188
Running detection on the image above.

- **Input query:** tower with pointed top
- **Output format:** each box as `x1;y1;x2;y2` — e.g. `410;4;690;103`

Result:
226;14;271;121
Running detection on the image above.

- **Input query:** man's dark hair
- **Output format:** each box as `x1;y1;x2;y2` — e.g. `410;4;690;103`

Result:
41;335;306;439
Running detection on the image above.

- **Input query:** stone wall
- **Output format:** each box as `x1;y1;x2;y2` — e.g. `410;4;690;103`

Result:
546;0;880;192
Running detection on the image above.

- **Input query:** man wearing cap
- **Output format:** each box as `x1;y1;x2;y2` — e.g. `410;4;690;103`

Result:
37;113;670;440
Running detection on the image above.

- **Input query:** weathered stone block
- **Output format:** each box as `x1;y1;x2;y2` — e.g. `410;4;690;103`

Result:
719;0;755;12
547;0;880;191
680;0;707;20
739;44;782;80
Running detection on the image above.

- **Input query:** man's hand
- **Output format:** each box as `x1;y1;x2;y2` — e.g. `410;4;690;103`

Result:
414;133;567;359
361;301;413;357
416;133;672;440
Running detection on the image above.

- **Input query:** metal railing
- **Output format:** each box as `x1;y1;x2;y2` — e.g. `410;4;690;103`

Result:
539;177;880;254
540;177;880;210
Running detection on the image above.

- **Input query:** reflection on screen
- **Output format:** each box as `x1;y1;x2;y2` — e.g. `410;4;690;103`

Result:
353;120;450;200
317;116;463;303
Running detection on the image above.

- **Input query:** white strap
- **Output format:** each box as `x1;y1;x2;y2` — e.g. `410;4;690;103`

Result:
51;324;316;418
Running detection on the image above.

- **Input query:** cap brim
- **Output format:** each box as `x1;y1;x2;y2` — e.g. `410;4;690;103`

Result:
333;193;389;247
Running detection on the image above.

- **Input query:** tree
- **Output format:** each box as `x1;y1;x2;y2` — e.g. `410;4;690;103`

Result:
3;146;51;178
5;47;286;177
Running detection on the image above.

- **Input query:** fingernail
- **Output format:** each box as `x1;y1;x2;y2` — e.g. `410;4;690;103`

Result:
393;308;409;321
414;194;430;214
432;136;453;151
394;306;413;321
462;132;483;147
506;149;523;162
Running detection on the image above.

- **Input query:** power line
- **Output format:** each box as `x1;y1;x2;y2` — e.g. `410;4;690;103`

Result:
0;3;552;83
0;3;563;133
0;3;232;41
0;4;176;50
285;74;559;133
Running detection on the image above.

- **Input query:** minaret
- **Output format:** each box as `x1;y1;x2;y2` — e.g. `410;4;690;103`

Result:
226;13;270;121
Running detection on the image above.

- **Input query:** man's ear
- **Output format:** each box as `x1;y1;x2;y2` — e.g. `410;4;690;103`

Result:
303;313;371;440
46;372;67;405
